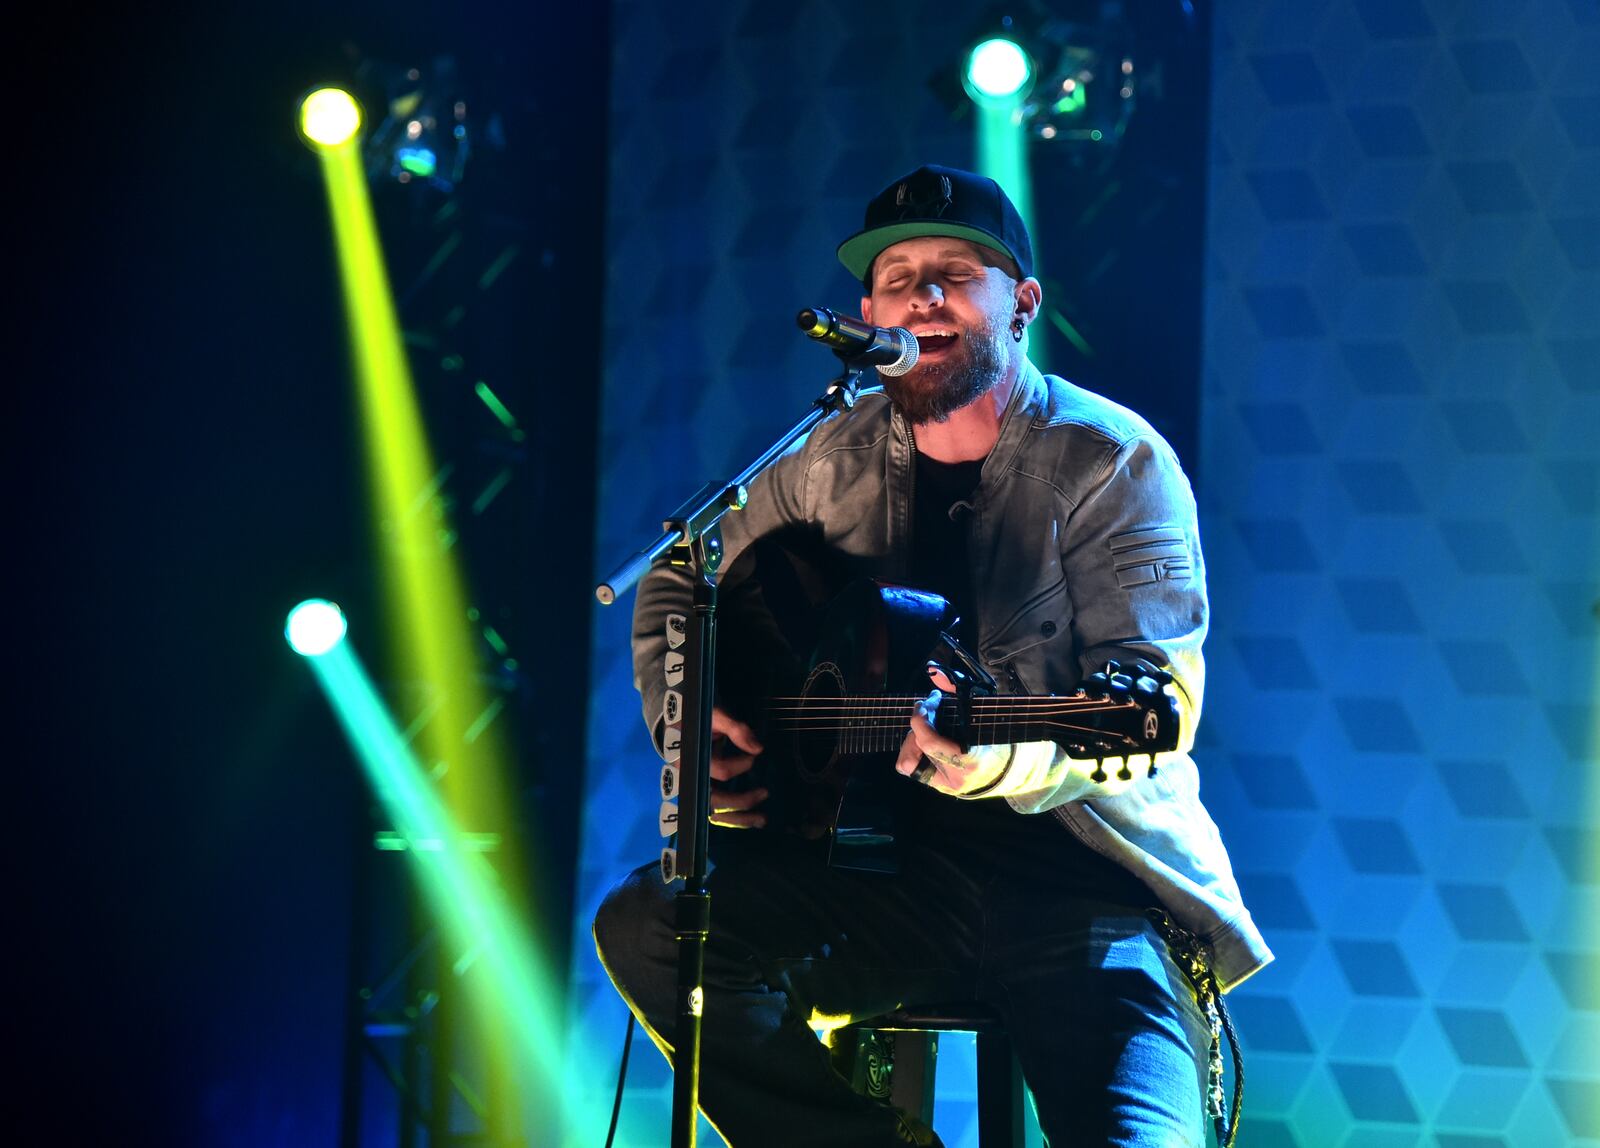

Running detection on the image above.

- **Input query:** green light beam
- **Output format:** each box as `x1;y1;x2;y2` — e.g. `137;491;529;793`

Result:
311;124;601;1141
1046;305;1095;359
976;102;1044;370
303;638;608;1144
315;137;512;833
471;468;514;516
478;245;521;292
474;381;519;428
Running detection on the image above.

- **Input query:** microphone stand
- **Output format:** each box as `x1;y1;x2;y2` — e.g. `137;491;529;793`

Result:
595;360;864;1148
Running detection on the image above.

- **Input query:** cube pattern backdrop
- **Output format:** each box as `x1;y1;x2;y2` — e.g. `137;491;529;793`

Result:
569;2;1600;1145
1199;0;1598;1144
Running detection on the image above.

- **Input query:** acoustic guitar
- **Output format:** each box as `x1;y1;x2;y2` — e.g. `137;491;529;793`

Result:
731;579;1179;872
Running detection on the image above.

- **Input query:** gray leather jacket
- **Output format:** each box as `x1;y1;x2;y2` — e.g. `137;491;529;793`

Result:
633;362;1272;990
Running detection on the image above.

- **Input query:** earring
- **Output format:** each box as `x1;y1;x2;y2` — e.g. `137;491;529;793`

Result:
1010;316;1025;343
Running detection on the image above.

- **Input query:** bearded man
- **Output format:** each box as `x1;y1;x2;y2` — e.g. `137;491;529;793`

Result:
594;165;1270;1146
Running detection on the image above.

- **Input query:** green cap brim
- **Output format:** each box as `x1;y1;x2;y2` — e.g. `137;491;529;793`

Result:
837;221;1022;282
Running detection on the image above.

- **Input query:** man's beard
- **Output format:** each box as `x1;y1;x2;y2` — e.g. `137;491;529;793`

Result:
882;310;1010;424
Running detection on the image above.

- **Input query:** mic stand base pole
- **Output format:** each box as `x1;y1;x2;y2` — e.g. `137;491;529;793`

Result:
670;887;710;1147
671;564;718;1148
595;364;866;1147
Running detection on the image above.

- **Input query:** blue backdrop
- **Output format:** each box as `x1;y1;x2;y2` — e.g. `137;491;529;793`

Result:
1198;0;1597;1143
572;2;1598;1145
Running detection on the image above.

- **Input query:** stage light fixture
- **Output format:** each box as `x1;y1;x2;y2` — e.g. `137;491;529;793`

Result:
965;37;1034;105
298;56;482;192
286;599;349;657
299;88;363;148
944;7;1141;160
1020;36;1137;148
360;57;474;191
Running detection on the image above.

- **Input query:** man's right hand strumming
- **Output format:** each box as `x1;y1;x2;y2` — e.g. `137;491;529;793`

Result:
709;706;767;829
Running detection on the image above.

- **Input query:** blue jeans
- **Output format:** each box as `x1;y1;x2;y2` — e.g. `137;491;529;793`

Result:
593;837;1211;1146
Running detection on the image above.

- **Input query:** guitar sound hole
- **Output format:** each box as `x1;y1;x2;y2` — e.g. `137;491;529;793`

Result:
794;662;846;781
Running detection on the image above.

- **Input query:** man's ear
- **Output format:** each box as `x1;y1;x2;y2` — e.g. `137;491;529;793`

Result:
861;296;874;324
1013;277;1043;325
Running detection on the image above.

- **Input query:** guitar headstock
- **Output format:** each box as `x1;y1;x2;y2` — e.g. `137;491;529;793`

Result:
1054;660;1180;782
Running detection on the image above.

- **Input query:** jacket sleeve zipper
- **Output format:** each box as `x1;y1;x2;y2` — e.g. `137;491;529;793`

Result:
904;421;917;582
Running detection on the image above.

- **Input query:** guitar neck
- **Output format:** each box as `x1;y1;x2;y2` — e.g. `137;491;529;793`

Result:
767;693;1155;756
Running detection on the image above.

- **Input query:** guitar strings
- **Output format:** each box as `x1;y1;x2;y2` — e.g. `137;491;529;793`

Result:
762;696;1154;750
765;703;1130;717
766;695;1122;704
765;698;1129;710
767;720;1139;735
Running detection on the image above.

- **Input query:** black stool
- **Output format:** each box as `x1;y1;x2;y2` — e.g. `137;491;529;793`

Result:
830;1003;1025;1147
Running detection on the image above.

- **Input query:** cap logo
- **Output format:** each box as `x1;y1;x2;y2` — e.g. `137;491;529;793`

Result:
894;174;953;220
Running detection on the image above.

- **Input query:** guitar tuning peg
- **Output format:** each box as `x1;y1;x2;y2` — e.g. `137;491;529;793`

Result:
1146;757;1159;779
1117;759;1133;782
1128;666;1171;702
1091;759;1108;783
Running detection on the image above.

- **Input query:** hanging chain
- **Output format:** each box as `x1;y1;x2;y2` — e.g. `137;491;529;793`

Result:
1147;909;1243;1148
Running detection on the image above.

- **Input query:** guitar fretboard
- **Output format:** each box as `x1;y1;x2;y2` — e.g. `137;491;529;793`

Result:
766;693;1144;756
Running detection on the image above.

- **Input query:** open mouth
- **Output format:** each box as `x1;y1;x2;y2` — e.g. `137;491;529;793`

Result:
915;332;959;355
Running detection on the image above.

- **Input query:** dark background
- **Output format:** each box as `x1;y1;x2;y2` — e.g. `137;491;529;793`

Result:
15;4;607;1143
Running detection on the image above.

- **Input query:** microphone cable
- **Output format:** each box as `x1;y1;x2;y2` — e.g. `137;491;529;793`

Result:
603;1012;636;1148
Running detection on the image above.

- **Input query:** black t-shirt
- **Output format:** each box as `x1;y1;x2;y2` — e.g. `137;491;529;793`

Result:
899;449;1153;905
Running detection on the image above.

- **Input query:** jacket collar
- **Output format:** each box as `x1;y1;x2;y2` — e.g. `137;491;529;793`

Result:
981;358;1047;490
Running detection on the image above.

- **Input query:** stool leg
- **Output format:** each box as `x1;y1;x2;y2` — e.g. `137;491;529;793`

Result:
888;1031;938;1128
832;1027;939;1129
975;1032;1023;1148
831;1026;893;1102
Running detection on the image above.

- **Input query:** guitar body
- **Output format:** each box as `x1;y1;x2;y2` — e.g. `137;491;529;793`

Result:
784;581;956;872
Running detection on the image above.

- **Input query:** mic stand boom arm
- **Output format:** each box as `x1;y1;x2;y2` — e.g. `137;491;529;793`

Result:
594;363;863;1148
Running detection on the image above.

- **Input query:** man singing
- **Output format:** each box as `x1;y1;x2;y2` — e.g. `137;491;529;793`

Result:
595;164;1270;1146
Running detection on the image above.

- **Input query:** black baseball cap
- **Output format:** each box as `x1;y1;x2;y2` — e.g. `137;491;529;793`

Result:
837;164;1034;285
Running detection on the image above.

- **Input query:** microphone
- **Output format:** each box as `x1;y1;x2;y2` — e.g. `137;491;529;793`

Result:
797;307;919;376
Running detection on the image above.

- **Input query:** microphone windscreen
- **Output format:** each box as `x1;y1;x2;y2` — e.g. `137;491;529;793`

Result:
877;328;920;377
